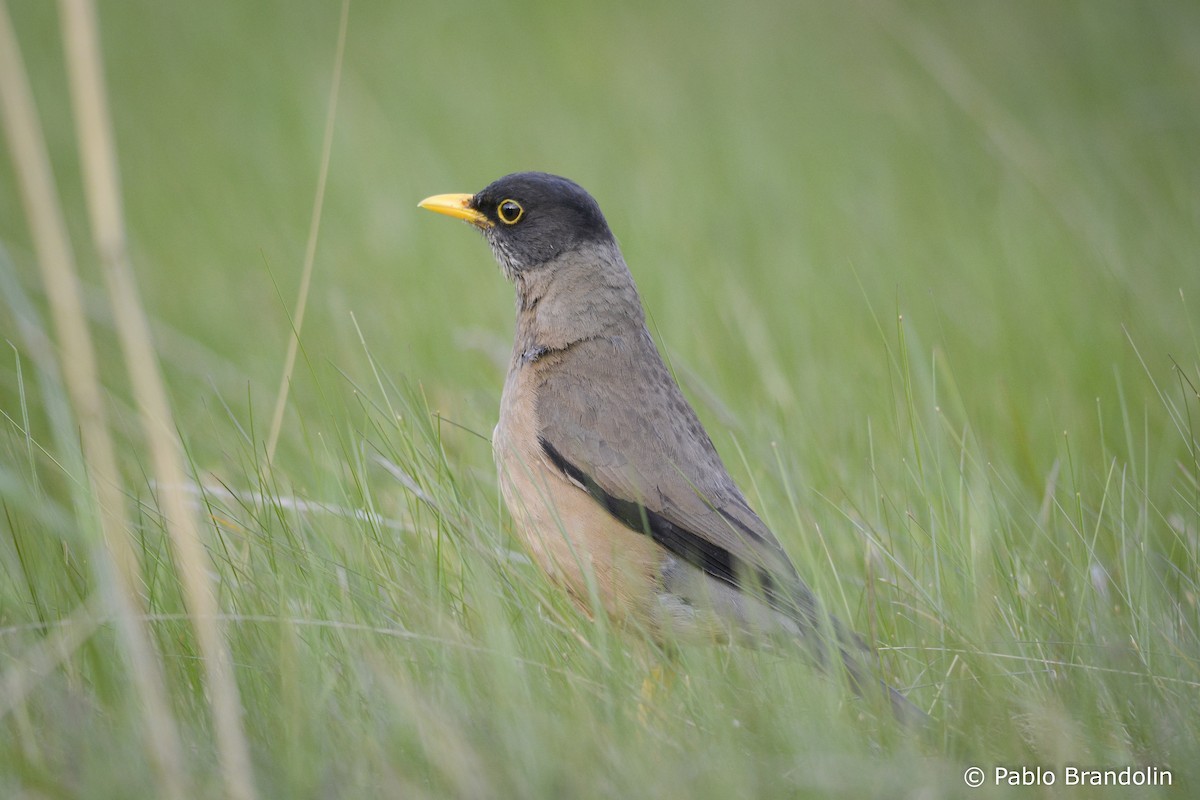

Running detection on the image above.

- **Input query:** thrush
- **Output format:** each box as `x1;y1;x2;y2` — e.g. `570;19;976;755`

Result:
419;172;919;719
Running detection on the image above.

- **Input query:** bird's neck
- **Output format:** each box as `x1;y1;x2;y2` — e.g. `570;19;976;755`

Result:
511;245;645;359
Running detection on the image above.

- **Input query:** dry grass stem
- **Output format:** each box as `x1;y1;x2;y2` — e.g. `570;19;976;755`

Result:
0;3;188;797
265;0;352;463
59;0;259;797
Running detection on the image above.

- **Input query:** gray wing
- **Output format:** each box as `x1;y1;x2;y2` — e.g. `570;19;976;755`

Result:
534;330;820;627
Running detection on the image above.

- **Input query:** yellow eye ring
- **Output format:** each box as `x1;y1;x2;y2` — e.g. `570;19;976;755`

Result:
497;199;524;225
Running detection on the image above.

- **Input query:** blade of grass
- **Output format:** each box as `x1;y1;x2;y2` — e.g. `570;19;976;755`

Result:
265;0;351;463
0;4;188;798
59;1;258;797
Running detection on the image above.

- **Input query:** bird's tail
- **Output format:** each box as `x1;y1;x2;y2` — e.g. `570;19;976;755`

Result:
831;618;928;727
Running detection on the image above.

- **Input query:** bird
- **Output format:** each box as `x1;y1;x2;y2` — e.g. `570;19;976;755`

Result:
418;171;919;720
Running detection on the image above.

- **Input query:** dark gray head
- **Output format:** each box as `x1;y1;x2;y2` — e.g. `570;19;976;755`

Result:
419;172;616;280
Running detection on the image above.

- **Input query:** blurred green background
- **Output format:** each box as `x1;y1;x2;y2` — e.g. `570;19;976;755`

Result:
2;1;1198;797
4;0;1195;465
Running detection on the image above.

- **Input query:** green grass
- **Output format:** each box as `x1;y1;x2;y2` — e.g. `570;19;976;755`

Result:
2;0;1199;797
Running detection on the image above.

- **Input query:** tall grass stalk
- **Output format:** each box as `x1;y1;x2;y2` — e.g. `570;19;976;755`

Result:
0;3;188;797
265;0;351;464
59;0;258;797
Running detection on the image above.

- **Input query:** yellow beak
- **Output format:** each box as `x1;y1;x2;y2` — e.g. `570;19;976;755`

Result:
417;193;492;228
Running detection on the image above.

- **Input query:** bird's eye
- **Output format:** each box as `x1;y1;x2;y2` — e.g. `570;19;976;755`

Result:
497;199;524;225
